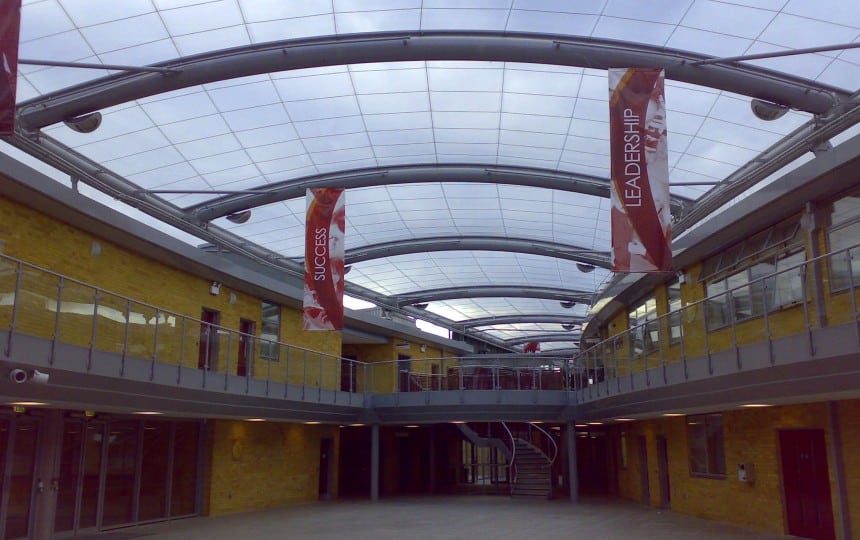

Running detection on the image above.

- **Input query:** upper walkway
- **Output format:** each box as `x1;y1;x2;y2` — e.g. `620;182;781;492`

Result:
2;246;860;423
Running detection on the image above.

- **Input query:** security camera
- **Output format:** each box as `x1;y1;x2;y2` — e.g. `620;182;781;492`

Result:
63;111;102;134
9;369;28;384
30;369;49;385
750;99;789;121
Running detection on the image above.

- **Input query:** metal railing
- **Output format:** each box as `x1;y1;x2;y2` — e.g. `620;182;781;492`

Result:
2;238;858;403
0;253;365;402
573;241;860;399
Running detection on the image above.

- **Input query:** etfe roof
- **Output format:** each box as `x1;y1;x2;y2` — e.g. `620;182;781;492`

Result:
8;0;860;352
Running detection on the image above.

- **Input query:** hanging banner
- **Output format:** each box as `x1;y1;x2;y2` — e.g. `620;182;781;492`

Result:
303;188;346;331
0;0;21;135
608;68;673;273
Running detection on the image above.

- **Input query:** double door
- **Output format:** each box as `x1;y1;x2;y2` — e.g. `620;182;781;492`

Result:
0;411;202;539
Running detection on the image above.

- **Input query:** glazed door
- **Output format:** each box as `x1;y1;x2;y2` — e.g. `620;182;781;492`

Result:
318;438;334;500
54;420;105;537
779;429;835;540
1;415;40;540
637;435;650;505
656;435;670;509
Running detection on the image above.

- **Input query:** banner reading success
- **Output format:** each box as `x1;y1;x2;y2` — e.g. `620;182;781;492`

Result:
608;68;673;273
0;0;21;135
303;188;345;331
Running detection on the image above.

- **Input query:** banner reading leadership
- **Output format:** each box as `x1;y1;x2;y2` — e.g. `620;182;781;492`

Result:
0;0;21;135
303;188;346;331
608;68;673;273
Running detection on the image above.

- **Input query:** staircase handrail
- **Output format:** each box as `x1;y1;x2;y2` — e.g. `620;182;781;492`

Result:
501;421;517;492
528;422;558;465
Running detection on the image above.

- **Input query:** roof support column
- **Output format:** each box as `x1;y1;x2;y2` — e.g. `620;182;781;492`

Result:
566;420;579;503
371;423;380;501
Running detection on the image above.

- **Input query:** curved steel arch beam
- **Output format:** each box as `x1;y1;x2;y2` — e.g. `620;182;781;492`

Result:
188;164;693;221
504;334;582;345
460;314;587;328
17;31;845;132
391;285;592;307
346;235;611;268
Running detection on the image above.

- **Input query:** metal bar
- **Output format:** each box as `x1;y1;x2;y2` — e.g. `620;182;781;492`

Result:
19;58;180;74
689;41;860;66
800;264;815;357
846;248;860;345
151;308;160;381
729;290;741;372
88;290;99;371
137;189;279;195
122;300;131;377
51;277;64;366
284;346;290;399
763;275;774;364
5;261;23;357
177;317;185;384
224;331;232;391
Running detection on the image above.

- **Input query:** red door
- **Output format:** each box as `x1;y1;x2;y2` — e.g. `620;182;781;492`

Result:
779;429;835;540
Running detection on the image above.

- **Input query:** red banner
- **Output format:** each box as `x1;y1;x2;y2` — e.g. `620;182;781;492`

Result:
303;188;345;331
0;0;21;135
608;68;673;273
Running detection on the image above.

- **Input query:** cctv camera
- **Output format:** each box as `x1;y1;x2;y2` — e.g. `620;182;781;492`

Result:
63;111;102;134
9;369;28;384
750;99;789;121
30;369;49;385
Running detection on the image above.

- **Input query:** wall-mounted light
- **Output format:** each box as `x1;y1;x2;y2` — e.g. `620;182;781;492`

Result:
226;210;252;224
209;282;221;296
419;344;427;353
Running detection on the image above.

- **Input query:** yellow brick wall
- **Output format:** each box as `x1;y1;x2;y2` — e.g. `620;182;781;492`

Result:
614;401;859;536
206;419;339;515
0;194;341;387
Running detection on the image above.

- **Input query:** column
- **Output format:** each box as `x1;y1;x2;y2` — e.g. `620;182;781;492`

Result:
370;423;380;501
566;420;579;503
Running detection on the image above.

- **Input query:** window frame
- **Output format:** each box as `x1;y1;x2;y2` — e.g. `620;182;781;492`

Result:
686;413;727;478
259;300;281;362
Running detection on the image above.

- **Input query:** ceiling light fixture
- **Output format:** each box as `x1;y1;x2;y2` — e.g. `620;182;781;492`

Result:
576;263;595;273
63;111;102;133
560;300;576;309
226;210;252;224
750;99;789;121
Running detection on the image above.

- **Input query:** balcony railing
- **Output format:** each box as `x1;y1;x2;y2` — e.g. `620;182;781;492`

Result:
573;242;860;399
2;239;858;403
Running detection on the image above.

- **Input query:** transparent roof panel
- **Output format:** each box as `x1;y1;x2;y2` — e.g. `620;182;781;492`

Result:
11;0;860;349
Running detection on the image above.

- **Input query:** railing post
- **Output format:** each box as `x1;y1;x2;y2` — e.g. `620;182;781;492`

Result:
266;339;271;396
151;309;160;381
122;300;131;377
302;349;308;400
846;248;860;345
51;277;64;366
177;316;185;384
224;331;232;391
284;346;291;398
5;261;23;358
728;290;741;372
679;307;688;379
763;277;774;364
88;290;99;372
703;296;713;375
800;265;815;357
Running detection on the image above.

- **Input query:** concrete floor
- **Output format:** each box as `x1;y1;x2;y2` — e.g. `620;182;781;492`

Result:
118;496;798;540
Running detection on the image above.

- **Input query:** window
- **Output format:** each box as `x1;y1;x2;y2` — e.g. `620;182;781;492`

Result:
628;296;657;354
827;190;860;291
687;414;726;477
260;301;281;361
703;217;804;330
